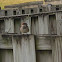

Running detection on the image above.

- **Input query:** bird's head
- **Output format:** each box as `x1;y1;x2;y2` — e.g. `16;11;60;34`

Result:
22;23;27;26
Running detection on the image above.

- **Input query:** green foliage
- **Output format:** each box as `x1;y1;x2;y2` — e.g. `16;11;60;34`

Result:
0;0;42;9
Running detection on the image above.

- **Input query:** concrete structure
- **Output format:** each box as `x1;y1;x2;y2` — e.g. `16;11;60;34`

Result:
0;1;62;62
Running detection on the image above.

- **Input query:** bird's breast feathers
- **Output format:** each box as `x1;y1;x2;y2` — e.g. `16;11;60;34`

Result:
20;25;29;33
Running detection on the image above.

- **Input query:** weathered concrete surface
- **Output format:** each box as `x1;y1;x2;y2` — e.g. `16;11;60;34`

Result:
12;35;36;62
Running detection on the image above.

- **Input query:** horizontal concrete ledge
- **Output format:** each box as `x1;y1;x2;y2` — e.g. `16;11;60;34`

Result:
0;10;62;19
37;34;62;37
0;46;13;49
2;34;34;37
1;34;62;37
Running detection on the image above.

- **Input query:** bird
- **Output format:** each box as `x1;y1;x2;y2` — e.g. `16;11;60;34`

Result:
20;23;29;34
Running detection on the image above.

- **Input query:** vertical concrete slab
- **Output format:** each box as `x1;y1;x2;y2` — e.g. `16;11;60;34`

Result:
56;12;62;21
60;37;62;62
5;18;14;33
0;20;5;33
12;35;36;62
38;15;44;34
0;10;5;16
52;37;61;62
56;12;62;35
44;15;49;34
49;14;57;34
31;16;39;35
36;50;52;62
14;18;21;34
56;20;62;35
7;10;13;16
0;49;13;62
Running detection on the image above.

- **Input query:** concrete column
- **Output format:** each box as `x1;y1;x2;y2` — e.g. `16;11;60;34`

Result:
12;34;36;62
